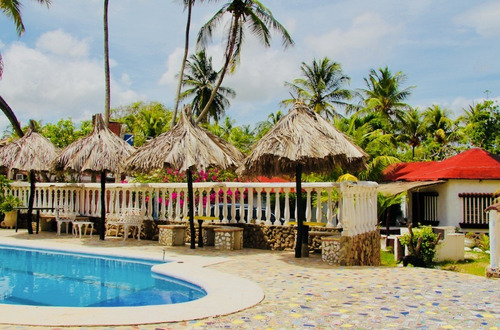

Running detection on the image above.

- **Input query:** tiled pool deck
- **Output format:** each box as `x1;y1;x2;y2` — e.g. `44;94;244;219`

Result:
0;229;499;329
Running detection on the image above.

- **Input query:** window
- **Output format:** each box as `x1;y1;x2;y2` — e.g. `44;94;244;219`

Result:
412;192;439;225
459;193;494;228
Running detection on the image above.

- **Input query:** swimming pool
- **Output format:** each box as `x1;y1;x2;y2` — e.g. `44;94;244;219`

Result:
0;238;264;326
0;245;206;307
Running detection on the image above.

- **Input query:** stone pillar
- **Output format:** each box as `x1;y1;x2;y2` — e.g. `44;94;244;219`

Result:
486;204;500;278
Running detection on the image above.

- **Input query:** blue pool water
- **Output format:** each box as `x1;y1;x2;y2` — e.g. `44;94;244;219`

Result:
0;245;206;307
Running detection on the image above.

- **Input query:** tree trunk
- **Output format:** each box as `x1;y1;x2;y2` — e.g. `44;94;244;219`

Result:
0;95;23;137
100;170;106;240
27;170;35;234
172;0;193;127
103;0;111;126
195;17;238;125
295;163;303;258
187;169;196;249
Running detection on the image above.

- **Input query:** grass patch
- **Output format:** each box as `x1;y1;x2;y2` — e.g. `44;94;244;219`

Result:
381;249;491;276
434;251;490;276
380;250;398;267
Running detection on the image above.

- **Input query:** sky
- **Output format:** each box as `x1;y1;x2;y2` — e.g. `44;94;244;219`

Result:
0;0;499;134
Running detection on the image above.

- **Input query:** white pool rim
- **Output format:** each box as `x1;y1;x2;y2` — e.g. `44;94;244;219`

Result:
0;239;264;326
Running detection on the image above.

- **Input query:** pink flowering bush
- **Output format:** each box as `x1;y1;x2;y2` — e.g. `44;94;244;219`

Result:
133;168;246;212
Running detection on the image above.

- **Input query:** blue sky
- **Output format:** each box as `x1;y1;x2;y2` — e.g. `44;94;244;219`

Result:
0;0;498;133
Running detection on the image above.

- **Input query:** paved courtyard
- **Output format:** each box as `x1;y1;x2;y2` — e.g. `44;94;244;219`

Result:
0;229;498;329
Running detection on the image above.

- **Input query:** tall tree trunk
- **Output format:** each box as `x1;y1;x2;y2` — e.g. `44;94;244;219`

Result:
195;17;238;125
172;0;193;127
0;95;23;137
103;0;111;126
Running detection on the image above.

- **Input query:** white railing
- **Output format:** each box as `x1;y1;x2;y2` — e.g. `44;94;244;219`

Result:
8;181;378;237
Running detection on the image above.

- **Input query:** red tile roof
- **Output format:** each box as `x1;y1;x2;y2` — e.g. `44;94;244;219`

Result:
383;148;500;181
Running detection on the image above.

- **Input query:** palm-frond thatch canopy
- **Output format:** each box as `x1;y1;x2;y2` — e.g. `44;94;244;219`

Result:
53;113;134;240
53;114;134;174
239;101;368;258
0;120;59;234
0;120;59;172
126;110;244;173
125;110;244;249
239;101;367;177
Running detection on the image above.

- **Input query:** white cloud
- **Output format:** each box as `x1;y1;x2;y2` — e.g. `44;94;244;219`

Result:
158;47;184;90
304;12;402;68
0;31;138;127
455;1;500;38
35;29;89;58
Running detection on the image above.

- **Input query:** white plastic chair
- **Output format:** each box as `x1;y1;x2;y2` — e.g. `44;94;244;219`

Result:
56;210;77;236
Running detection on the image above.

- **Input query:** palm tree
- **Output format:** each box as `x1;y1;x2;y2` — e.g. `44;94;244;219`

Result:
255;110;283;139
398;107;426;159
0;0;51;137
103;0;110;126
423;105;463;159
180;50;235;123
357;67;414;129
282;58;351;120
195;0;294;124
171;0;214;127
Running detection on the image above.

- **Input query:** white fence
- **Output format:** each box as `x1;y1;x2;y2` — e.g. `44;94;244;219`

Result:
8;181;378;237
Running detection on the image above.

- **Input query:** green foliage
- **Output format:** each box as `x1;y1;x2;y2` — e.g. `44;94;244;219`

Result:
399;225;439;266
377;192;404;221
478;234;490;252
112;101;172;146
282;57;351;119
0;194;22;213
39;118;91;148
0;175;22;214
461;100;500;153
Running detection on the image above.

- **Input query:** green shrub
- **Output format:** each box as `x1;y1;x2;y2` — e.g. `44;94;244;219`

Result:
479;234;490;252
399;225;440;266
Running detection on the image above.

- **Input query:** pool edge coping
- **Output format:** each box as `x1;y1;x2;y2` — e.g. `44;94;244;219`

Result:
0;238;265;326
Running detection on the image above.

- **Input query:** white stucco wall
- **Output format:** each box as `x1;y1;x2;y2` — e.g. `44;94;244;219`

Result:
407;179;499;228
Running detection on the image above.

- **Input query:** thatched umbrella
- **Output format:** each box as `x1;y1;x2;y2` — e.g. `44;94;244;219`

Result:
53;114;134;240
126;110;244;249
0;120;60;234
239;101;368;258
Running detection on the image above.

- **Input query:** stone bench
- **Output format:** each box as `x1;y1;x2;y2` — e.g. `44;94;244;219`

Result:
158;225;188;246
214;226;244;250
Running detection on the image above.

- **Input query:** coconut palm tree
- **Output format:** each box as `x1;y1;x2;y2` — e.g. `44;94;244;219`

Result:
357;67;414;130
195;0;294;124
423;105;463;159
172;0;216;126
0;0;51;137
103;0;110;126
397;107;426;159
180;50;235;123
282;57;351;120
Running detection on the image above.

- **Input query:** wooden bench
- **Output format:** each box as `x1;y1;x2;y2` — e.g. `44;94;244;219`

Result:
158;224;188;246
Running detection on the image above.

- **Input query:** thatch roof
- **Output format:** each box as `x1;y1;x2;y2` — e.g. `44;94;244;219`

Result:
0;121;59;172
53;114;134;174
239;101;368;177
126;111;244;173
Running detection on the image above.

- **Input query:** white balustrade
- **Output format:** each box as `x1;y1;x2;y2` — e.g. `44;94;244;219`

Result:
7;181;378;236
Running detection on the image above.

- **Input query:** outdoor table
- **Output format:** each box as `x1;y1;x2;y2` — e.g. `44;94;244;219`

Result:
14;206;57;234
288;221;327;257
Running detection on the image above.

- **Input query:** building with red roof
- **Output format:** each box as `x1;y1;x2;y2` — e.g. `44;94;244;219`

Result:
380;148;499;231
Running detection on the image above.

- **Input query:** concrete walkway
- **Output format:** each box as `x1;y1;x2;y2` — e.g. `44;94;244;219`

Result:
0;229;498;329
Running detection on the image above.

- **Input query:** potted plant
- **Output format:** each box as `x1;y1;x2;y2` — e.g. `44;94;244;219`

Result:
0;175;23;229
0;195;23;228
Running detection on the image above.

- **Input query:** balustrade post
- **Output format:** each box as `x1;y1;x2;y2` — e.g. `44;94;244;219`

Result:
283;188;290;225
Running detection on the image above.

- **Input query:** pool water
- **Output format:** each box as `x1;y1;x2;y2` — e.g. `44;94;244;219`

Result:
0;245;206;307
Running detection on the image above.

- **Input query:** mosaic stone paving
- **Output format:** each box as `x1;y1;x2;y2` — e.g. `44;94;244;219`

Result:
0;230;498;329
